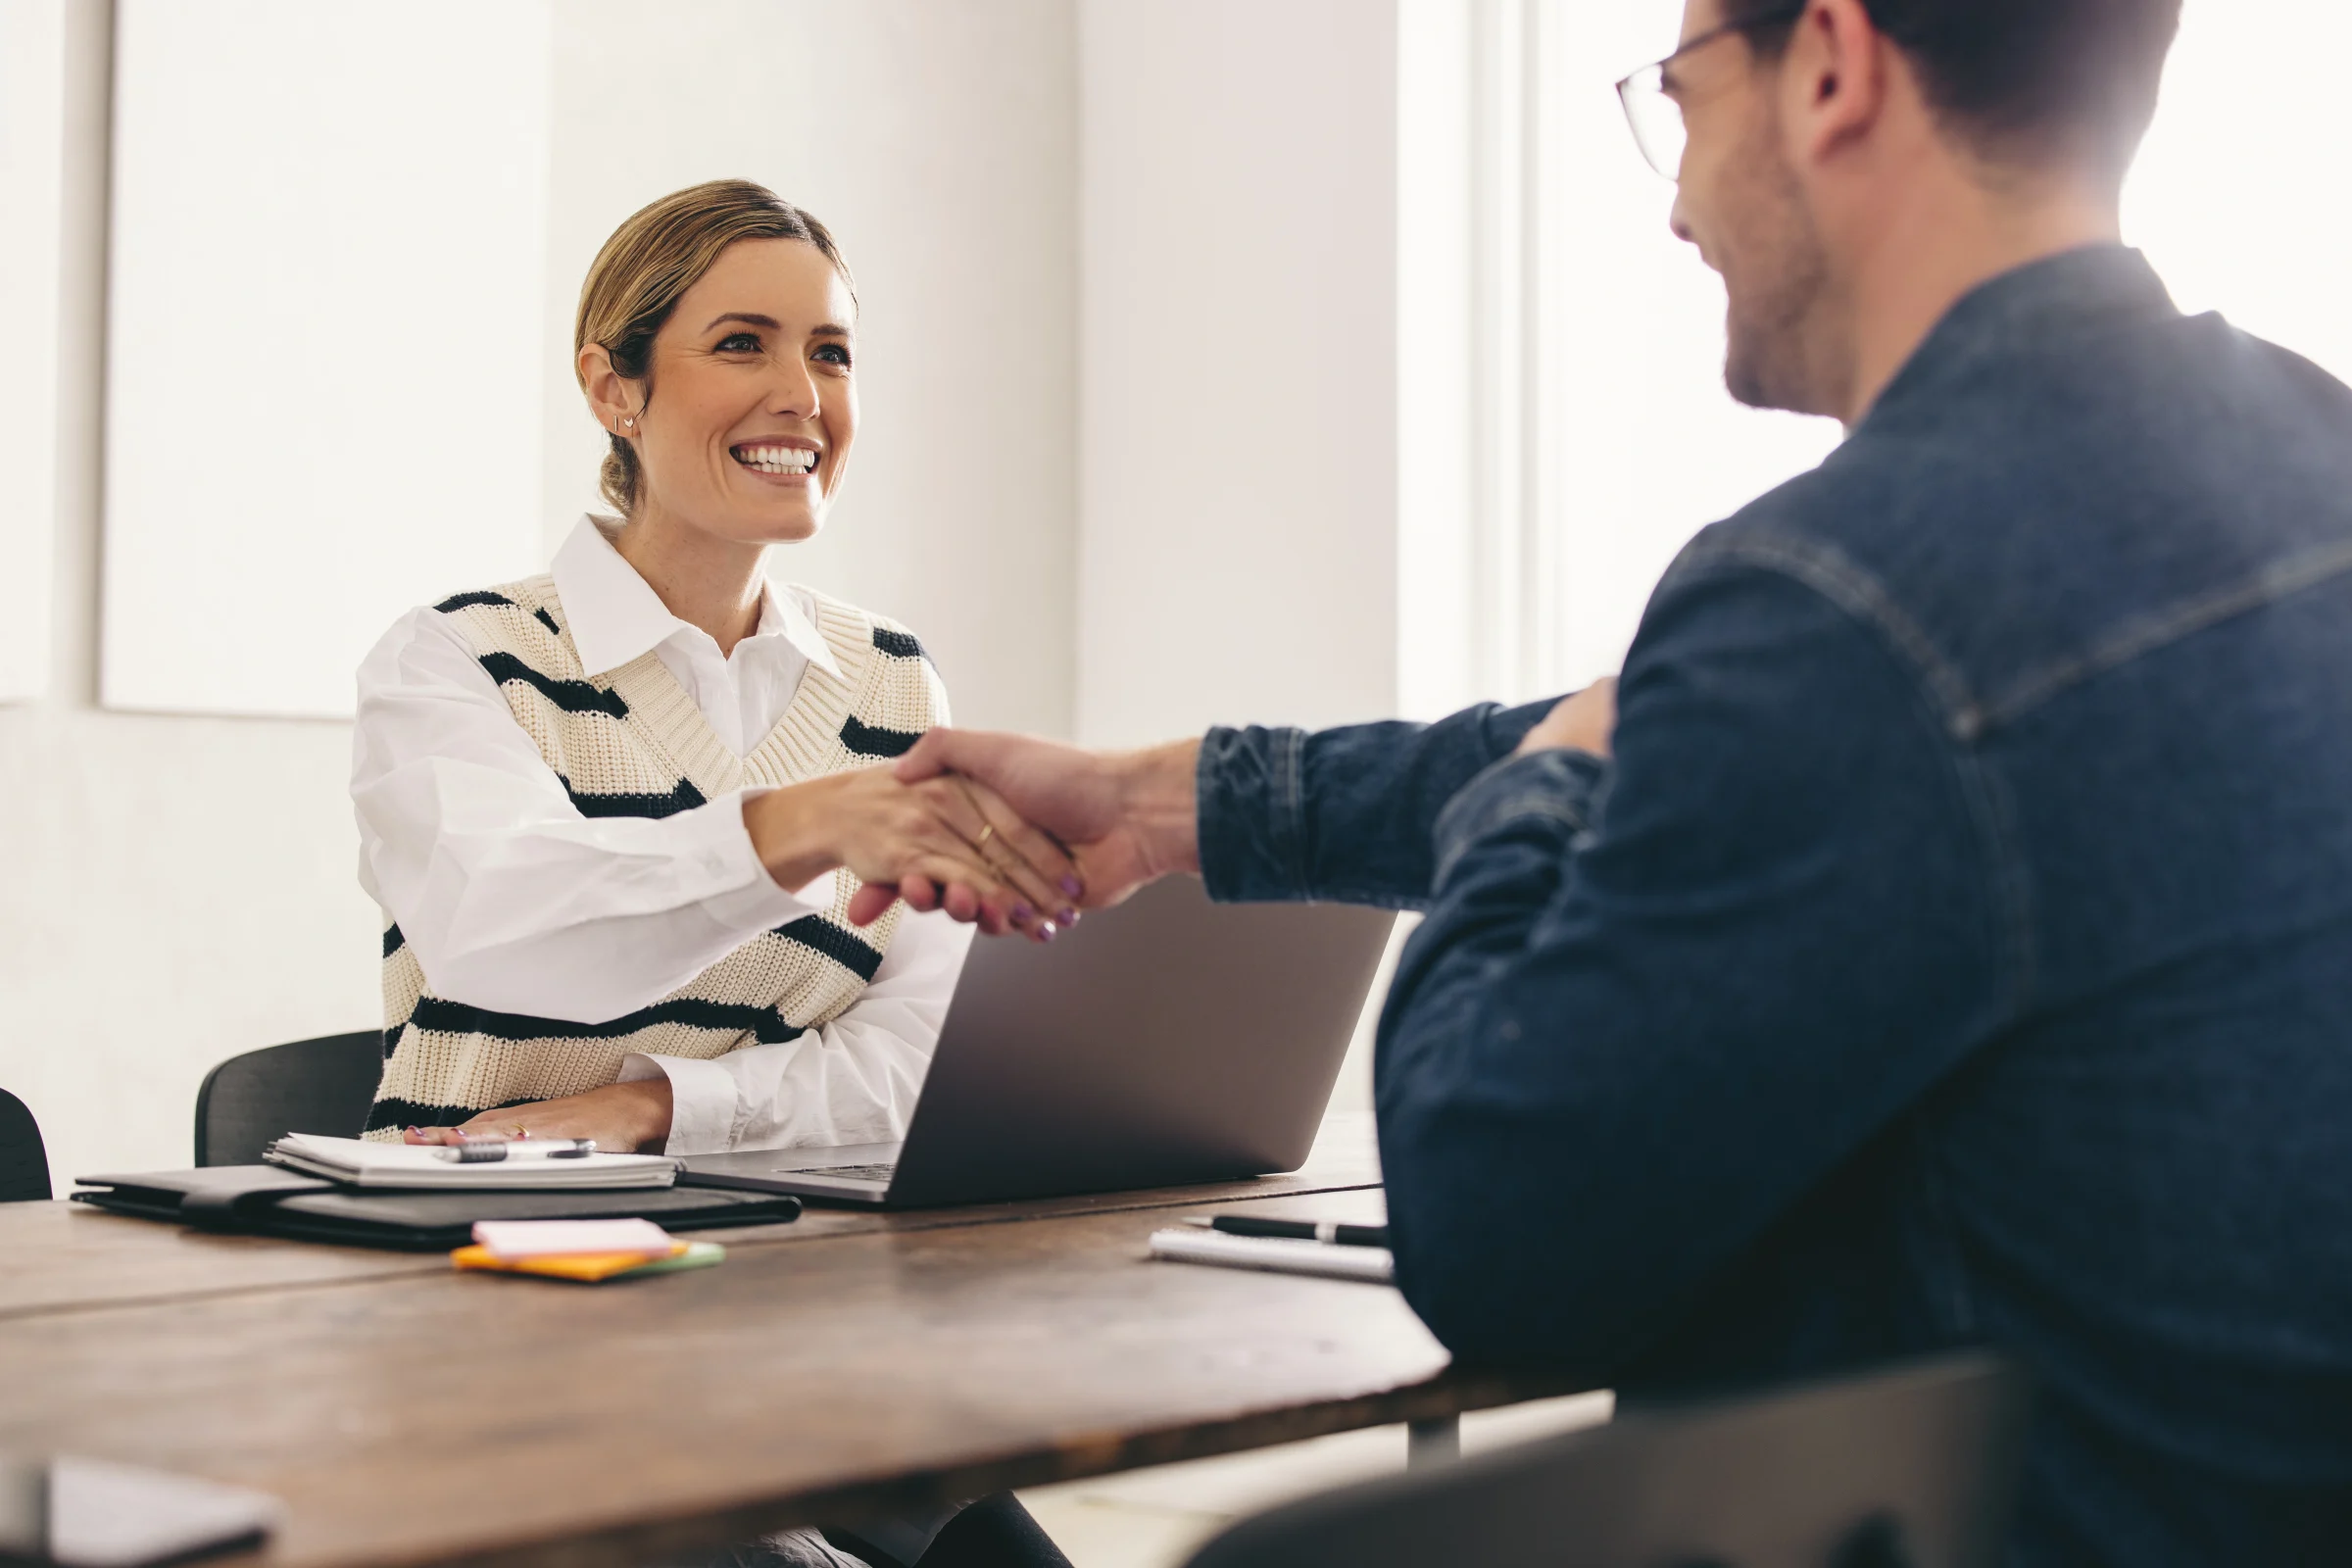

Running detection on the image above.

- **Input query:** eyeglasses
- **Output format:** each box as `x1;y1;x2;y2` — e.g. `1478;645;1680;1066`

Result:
1614;2;1807;181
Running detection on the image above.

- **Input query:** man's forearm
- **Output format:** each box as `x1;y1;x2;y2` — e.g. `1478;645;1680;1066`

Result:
1196;700;1556;907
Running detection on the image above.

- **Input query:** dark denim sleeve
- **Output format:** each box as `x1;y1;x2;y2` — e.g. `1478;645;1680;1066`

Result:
1371;560;2012;1381
1197;700;1556;909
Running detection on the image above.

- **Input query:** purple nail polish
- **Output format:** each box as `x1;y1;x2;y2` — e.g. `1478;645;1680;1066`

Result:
1060;876;1084;898
1040;922;1059;942
1058;907;1079;926
1011;904;1035;926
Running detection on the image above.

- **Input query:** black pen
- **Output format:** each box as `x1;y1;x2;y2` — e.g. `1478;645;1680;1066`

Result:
433;1138;597;1162
1203;1215;1390;1249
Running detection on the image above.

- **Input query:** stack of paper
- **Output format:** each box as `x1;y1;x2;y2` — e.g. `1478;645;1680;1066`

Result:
452;1219;723;1282
265;1134;678;1190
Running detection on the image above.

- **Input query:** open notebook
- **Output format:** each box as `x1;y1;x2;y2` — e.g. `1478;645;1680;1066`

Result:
265;1134;678;1191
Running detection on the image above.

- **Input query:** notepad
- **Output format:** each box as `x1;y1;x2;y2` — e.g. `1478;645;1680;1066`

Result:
1146;1226;1396;1284
265;1134;678;1191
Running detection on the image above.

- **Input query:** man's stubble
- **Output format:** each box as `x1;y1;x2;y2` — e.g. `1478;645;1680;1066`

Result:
1717;106;1847;418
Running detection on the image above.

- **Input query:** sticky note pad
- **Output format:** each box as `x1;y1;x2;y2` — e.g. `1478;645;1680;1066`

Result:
451;1241;723;1283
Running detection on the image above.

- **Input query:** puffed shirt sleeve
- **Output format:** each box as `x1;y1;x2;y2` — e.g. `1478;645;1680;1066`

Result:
351;606;822;1023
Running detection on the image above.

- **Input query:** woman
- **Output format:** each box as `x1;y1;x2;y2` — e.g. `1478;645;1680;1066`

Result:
351;179;1076;1568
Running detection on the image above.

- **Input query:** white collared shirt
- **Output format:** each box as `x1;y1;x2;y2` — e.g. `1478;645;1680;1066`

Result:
350;515;972;1155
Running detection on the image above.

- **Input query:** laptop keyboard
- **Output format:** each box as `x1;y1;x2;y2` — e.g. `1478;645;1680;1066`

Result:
780;1162;898;1182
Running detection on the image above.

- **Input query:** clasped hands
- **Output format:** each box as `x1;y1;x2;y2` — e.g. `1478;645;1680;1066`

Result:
833;673;1620;933
744;761;1093;940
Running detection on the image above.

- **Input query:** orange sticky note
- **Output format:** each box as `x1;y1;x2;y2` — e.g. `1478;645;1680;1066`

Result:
451;1241;688;1282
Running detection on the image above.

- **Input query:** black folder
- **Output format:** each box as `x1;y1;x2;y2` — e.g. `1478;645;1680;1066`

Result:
72;1165;801;1250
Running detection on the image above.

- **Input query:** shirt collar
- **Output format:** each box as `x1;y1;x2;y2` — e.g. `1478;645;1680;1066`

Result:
1863;245;2179;428
550;515;845;683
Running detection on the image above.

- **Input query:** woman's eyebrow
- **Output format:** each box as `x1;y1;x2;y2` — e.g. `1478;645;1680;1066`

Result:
702;313;853;339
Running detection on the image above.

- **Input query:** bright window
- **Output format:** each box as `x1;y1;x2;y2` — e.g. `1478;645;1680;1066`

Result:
2124;0;2352;384
1540;3;1839;693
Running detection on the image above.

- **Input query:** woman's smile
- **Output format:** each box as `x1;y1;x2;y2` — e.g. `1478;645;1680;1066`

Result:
730;439;822;484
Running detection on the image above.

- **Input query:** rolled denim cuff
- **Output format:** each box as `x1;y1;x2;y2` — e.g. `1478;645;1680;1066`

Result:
1198;724;1314;902
1432;748;1608;890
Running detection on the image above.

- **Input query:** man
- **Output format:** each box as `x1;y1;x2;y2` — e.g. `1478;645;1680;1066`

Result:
864;1;2352;1559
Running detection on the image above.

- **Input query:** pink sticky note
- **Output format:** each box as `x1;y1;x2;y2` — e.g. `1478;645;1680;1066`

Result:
471;1218;675;1260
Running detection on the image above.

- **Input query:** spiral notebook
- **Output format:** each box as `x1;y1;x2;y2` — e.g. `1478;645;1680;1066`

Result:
263;1133;678;1190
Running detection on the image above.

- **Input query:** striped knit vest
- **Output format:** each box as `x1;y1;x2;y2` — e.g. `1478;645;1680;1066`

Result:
364;574;946;1141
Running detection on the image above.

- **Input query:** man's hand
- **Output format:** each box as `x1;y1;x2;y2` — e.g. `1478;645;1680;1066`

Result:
843;730;1203;928
402;1079;674;1153
1517;677;1618;759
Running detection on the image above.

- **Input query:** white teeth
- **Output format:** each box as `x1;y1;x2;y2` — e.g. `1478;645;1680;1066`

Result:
735;445;816;473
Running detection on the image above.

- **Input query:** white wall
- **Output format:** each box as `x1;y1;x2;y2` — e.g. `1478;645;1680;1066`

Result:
0;0;66;703
0;1;383;1191
1075;0;1415;1117
1;0;1079;1191
1395;0;1480;722
1074;0;1402;746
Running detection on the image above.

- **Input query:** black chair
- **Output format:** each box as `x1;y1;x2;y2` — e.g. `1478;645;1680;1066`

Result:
0;1089;51;1201
193;1031;383;1166
1183;1352;2034;1568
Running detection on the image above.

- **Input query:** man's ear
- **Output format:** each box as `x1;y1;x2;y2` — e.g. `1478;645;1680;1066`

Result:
1779;0;1891;170
577;342;641;436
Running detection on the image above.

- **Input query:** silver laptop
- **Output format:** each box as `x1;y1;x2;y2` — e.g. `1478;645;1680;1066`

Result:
677;876;1395;1207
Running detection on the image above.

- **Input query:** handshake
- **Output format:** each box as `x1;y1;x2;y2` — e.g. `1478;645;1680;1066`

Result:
740;729;1207;942
742;679;1616;941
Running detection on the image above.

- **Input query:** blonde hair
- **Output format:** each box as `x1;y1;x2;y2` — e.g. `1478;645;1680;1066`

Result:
573;179;856;516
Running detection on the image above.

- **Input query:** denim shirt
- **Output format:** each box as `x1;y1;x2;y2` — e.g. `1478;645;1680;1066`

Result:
1197;248;2352;1566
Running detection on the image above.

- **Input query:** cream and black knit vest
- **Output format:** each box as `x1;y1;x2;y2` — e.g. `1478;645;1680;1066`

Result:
364;574;946;1140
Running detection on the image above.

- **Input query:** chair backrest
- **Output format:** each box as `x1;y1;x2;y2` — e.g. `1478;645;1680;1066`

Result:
0;1089;51;1201
193;1031;384;1166
1184;1352;2034;1568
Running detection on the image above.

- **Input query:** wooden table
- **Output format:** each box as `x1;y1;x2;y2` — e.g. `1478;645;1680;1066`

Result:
2;1116;1575;1568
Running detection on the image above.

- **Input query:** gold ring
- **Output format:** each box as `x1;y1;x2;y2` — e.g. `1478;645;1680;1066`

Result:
508;1124;528;1140
974;822;997;850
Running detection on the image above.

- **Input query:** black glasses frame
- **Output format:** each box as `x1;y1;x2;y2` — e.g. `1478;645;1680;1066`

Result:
1614;1;1810;180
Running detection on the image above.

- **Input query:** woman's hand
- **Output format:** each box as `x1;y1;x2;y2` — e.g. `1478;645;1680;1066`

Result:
744;766;1081;940
1516;677;1617;759
402;1078;675;1152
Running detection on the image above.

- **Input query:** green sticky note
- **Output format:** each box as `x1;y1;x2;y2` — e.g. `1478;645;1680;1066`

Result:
619;1241;725;1277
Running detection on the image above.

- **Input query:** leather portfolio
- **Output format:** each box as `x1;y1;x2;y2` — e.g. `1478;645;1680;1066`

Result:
72;1165;800;1250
